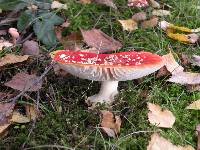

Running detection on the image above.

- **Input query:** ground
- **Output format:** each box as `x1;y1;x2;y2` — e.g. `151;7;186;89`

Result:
0;0;200;149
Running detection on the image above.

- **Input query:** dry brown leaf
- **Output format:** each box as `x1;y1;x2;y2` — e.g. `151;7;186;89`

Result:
11;111;30;123
4;72;42;91
128;0;149;8
196;125;200;150
149;0;160;8
79;0;92;4
25;105;40;120
0;123;10;135
168;72;200;85
0;40;13;51
181;54;191;66
147;133;195;150
186;100;200;110
192;55;200;66
22;40;40;56
61;20;70;28
0;102;16;125
186;84;200;92
55;27;83;50
100;110;121;138
162;53;184;75
118;19;138;31
81;29;122;53
51;1;67;9
152;9;171;16
132;12;147;22
156;66;170;78
141;17;158;29
94;0;117;9
147;103;175;128
0;54;29;67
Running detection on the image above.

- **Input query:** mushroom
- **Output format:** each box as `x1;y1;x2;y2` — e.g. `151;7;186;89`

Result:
51;50;164;106
8;28;19;44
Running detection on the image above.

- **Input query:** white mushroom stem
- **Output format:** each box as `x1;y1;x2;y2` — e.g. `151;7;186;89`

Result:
86;81;119;105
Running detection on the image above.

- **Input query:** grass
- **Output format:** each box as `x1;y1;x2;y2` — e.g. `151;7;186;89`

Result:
0;0;200;149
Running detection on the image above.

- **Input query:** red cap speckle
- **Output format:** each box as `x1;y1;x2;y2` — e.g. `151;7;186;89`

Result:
52;50;163;68
128;0;149;8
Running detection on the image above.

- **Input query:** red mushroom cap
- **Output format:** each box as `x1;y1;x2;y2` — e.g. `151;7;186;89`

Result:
128;0;149;8
51;50;164;81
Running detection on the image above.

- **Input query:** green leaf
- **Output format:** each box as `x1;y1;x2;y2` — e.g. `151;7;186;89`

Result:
33;12;64;47
17;10;35;32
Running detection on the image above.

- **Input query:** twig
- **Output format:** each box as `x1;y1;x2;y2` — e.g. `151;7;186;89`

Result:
0;18;18;26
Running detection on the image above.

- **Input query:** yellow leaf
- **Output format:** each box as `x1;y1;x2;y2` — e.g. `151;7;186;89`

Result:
186;100;200;110
118;19;138;31
11;111;30;123
0;54;29;67
147;103;175;128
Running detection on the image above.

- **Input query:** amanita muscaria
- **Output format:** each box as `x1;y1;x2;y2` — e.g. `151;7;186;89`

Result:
51;50;164;106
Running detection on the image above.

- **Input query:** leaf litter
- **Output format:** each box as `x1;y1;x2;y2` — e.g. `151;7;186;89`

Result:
100;110;121;138
147;103;175;128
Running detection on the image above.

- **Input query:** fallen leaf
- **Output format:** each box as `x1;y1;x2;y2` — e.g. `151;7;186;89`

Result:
11;111;30;123
0;102;16;125
79;0;92;4
147;103;175;128
156;66;170;78
128;0;149;8
181;54;191;66
81;29;122;52
196;125;200;150
192;55;200;66
51;1;67;10
162;53;184;75
0;92;14;101
132;12;147;22
100;110;121;138
55;27;83;50
0;30;7;36
186;84;200;92
94;0;117;9
0;124;10;135
118;19;138;31
159;21;200;44
0;40;13;51
4;72;42;91
0;54;29;67
22;40;40;56
25;105;40;120
141;17;158;29
152;9;171;16
168;72;200;85
61;20;70;28
149;0;160;8
186;100;200;110
147;133;195;150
